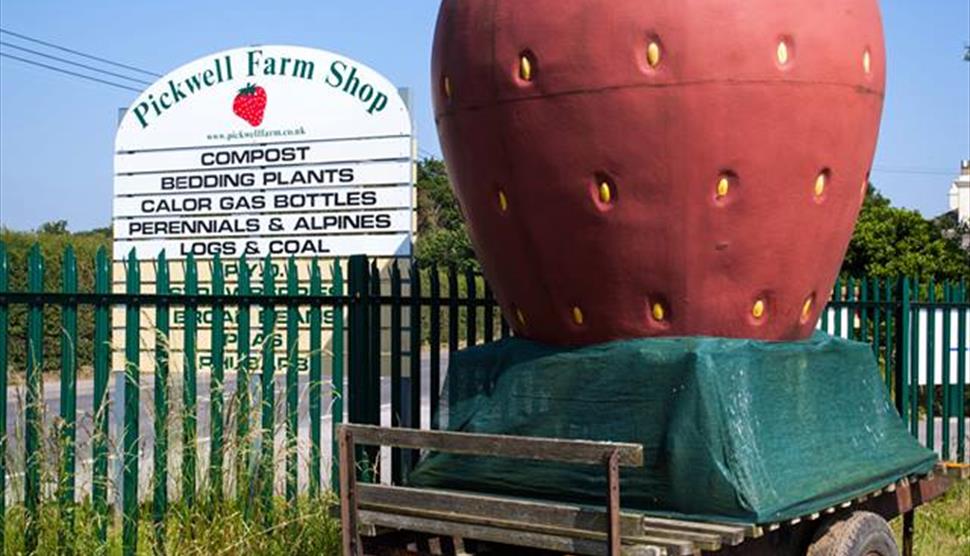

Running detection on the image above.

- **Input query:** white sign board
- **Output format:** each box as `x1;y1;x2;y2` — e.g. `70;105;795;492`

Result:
114;45;414;260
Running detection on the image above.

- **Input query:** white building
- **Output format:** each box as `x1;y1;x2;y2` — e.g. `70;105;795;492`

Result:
948;160;970;223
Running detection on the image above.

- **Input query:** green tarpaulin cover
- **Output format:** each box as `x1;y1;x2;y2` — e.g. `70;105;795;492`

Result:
407;332;936;524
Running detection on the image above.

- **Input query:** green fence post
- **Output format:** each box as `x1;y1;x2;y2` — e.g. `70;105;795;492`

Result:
926;278;936;451
846;277;857;340
941;282;951;460
309;260;322;498
347;255;374;479
448;266;459;353
390;261;403;484
59;246;78;549
369;260;381;431
885;279;895;397
153;251;170;549
909;277;921;435
331;259;344;492
183;254;199;507
123;249;141;556
347;256;364;430
859;278;868;344
483;281;494;344
894;277;910;421
25;244;43;553
93;247;110;544
236;256;252;504
367;260;382;477
500;309;511;339
260;255;276;521
870;278;882;367
407;261;422;472
0;242;8;554
211;254;226;501
429;265;441;429
286;257;299;505
833;277;843;338
958;279;967;462
465;267;477;348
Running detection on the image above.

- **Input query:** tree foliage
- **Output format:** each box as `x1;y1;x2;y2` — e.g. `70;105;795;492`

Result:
842;186;970;280
414;158;478;271
37;220;69;235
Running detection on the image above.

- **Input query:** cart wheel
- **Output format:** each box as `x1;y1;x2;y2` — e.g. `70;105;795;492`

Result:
806;511;899;556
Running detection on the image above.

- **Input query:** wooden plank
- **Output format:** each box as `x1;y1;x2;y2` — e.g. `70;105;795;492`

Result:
357;484;645;536
359;504;710;552
358;510;695;556
339;427;362;556
630;529;723;551
896;480;915;514
360;503;633;546
606;450;621;556
625;548;672;556
342;424;643;467
360;504;722;551
640;516;750;543
357;491;725;550
911;474;950;506
360;511;604;556
942;462;970;481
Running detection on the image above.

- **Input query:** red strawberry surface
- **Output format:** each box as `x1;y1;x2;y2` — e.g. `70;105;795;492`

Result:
432;0;885;345
233;83;267;127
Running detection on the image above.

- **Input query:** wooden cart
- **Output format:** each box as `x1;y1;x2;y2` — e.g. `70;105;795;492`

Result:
337;424;959;556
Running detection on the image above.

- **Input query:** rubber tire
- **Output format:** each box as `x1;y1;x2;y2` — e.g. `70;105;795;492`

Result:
806;511;899;556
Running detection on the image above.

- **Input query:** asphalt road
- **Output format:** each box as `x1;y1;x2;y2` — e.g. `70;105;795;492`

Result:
4;351;448;503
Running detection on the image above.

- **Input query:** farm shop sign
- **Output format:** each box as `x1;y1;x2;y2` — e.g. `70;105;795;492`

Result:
114;45;414;260
130;50;390;128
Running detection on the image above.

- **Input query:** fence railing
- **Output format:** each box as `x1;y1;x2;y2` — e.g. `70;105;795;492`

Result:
822;276;968;462
0;242;966;555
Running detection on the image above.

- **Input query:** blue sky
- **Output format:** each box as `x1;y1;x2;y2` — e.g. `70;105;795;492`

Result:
1;0;968;232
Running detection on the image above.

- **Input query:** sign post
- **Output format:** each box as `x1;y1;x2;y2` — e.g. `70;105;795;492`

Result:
108;48;416;512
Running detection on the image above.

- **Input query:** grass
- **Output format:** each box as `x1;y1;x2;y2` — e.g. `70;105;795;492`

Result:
892;476;970;556
3;496;341;555
0;481;966;555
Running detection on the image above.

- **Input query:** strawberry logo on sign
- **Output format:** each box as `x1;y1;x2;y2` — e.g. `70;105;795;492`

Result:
233;83;267;127
432;0;886;346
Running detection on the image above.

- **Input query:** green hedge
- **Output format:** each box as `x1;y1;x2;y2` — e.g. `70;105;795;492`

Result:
1;227;110;373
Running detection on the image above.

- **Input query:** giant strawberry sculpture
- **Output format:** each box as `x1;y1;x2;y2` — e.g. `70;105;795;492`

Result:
432;0;885;345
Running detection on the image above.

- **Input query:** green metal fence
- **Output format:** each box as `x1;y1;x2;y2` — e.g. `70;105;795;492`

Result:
0;242;966;554
824;276;969;463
